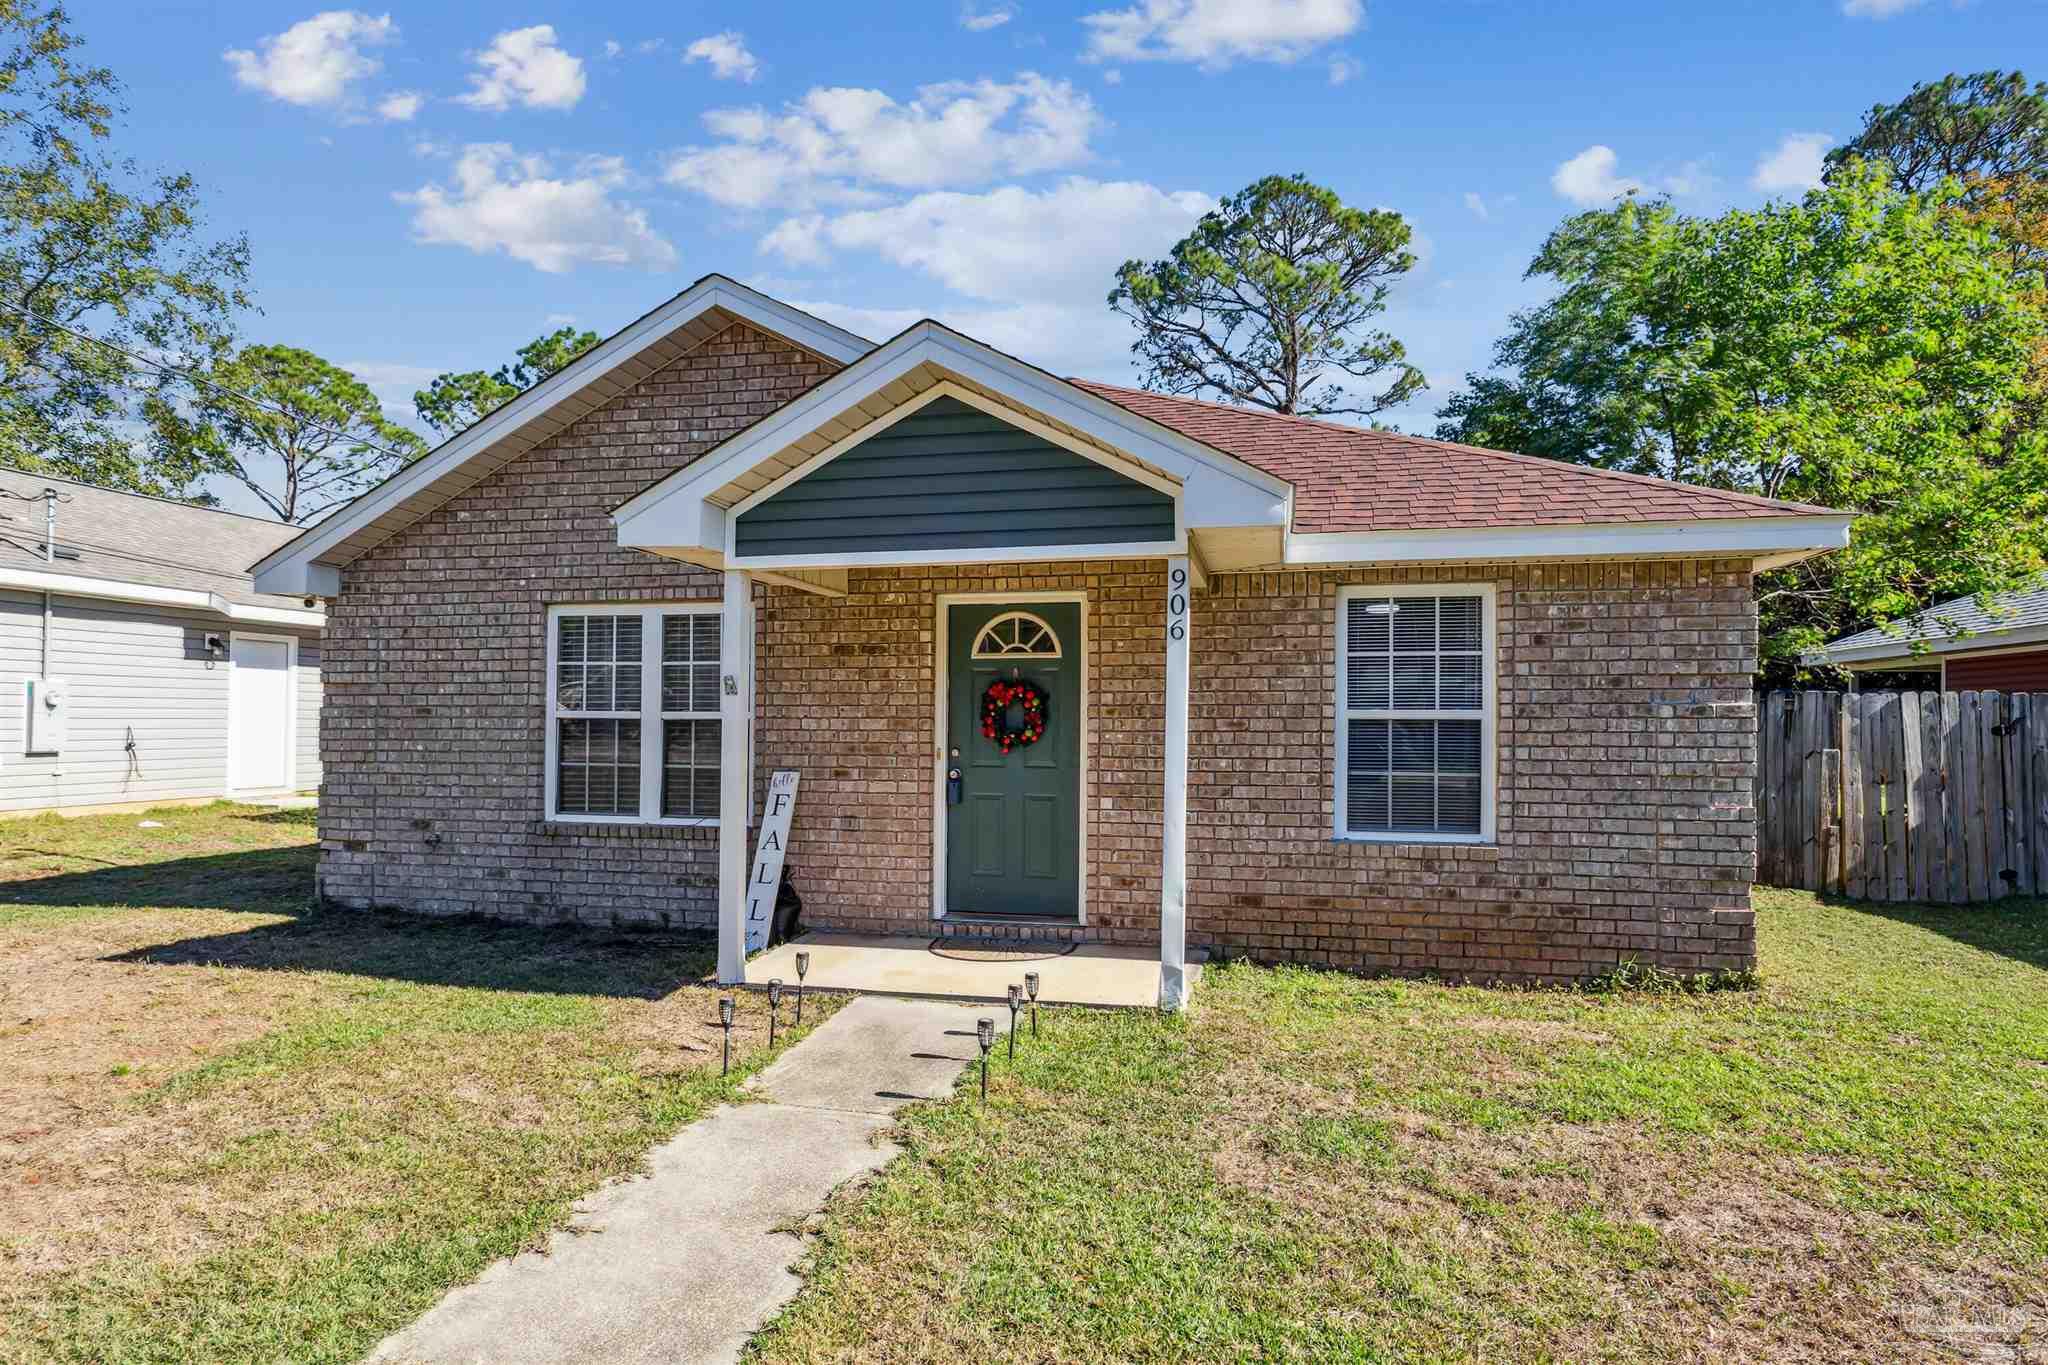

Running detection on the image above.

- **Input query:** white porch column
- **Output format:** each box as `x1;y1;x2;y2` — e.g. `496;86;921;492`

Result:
1159;556;1191;1010
716;569;755;985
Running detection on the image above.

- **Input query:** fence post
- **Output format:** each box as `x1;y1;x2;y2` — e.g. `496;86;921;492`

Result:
1818;745;1842;894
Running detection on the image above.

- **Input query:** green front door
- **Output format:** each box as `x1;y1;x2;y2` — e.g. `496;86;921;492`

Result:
945;601;1081;918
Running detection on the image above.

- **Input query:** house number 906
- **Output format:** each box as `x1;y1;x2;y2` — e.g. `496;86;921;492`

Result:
1167;566;1188;642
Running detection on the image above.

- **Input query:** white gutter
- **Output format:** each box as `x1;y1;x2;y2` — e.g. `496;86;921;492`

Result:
0;567;325;628
1284;514;1854;566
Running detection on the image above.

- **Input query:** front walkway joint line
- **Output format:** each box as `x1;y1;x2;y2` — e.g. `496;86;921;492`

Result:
368;998;1009;1365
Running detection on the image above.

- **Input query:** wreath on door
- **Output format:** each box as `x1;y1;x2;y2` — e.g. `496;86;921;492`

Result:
980;678;1048;755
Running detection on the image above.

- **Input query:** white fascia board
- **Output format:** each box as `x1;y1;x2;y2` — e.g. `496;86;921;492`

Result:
0;567;325;627
1806;618;2048;667
1285;514;1854;567
729;538;1186;572
251;559;341;599
612;323;1289;547
253;276;875;593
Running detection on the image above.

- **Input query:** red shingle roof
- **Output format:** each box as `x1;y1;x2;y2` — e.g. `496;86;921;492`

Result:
1071;380;1836;533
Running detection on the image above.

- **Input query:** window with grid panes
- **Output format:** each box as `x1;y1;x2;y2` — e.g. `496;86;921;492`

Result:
1337;588;1491;838
549;605;721;822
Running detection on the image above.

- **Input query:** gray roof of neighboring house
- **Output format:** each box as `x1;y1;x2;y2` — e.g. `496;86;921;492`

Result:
1816;580;2048;662
0;467;310;610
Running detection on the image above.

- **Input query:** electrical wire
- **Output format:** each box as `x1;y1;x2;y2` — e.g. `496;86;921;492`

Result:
0;295;425;465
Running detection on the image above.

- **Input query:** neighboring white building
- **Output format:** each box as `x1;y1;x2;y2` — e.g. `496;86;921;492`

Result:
0;469;323;816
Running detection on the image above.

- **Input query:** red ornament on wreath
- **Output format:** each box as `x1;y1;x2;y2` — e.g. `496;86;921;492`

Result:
979;677;1049;755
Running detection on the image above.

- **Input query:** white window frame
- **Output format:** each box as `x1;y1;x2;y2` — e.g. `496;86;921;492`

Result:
1334;583;1497;844
544;602;722;827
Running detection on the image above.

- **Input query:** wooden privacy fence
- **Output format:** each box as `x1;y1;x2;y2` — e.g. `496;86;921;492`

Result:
1757;691;2048;903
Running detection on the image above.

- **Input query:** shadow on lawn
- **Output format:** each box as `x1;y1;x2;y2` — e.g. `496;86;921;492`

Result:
106;909;717;1000
0;846;315;914
1844;893;2048;971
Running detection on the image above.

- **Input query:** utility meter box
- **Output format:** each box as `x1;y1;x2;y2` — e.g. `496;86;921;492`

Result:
24;676;66;755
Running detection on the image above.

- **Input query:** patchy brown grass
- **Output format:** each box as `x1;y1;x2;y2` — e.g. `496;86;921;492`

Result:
0;802;832;1364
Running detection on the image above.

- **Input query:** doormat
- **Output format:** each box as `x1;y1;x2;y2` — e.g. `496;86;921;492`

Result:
928;939;1080;963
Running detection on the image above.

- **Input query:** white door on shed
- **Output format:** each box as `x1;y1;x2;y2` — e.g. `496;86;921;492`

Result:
229;636;293;793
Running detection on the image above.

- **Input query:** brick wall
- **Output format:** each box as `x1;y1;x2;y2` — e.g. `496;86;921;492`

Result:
1188;560;1757;983
753;562;1167;941
759;558;1757;983
316;318;1757;981
315;322;831;927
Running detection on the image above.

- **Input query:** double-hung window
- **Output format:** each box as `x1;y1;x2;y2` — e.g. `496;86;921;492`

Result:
1336;585;1495;841
547;604;723;825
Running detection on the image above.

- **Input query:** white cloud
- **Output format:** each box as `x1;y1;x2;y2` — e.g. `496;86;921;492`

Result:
761;178;1211;308
961;2;1017;29
1081;0;1360;67
603;39;624;58
1102;68;1123;84
397;143;678;273
1662;159;1715;197
377;89;424;121
663;73;1100;209
685;31;760;82
1842;0;1927;14
224;10;394;107
456;25;586;111
1327;54;1358;85
1551;144;1645;205
1752;131;1832;191
1462;191;1488;220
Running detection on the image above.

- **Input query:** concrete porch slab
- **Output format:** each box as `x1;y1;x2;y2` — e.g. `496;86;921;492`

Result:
743;932;1191;1008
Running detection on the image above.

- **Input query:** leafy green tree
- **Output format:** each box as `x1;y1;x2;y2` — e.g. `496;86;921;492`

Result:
1826;70;2048;199
0;1;249;494
1108;174;1424;418
414;325;600;436
1434;164;2048;677
146;345;425;523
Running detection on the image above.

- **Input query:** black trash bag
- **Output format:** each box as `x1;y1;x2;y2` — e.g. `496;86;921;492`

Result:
770;865;804;946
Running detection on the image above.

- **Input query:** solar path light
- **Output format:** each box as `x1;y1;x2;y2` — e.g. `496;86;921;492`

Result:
977;1017;995;1103
718;995;735;1076
767;979;784;1049
1024;971;1040;1038
794;951;810;1025
1007;983;1022;1061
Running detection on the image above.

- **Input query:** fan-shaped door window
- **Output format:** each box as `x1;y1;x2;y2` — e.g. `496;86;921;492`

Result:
971;610;1063;660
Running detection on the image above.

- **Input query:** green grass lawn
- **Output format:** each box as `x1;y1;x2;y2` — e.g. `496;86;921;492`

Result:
0;803;829;1365
757;890;2048;1363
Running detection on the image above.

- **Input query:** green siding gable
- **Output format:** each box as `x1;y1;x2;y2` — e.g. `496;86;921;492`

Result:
733;396;1175;556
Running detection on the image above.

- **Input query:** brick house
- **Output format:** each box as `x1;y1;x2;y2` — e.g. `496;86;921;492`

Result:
253;276;1850;1006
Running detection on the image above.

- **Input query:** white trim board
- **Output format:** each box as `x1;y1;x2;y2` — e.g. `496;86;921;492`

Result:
932;590;1089;926
1288;515;1852;568
253;275;877;597
0;568;325;628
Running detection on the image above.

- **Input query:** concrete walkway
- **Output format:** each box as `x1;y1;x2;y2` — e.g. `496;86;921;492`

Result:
368;998;1005;1365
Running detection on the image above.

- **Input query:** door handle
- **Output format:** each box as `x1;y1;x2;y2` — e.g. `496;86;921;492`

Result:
946;747;963;805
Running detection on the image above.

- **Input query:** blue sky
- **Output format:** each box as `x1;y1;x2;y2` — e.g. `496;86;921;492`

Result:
70;0;2046;514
